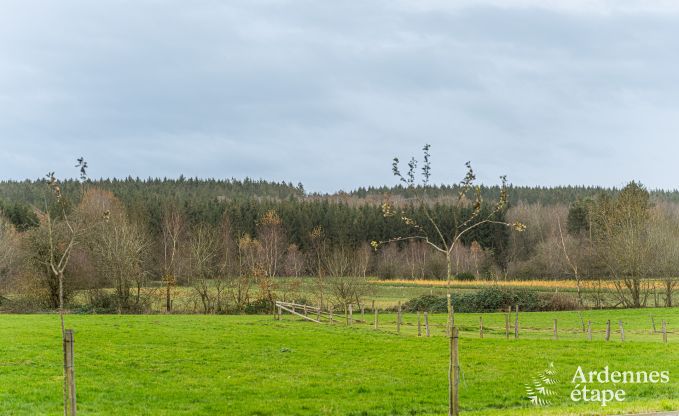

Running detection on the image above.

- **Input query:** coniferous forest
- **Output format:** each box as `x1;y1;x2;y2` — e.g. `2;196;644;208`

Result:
0;175;678;313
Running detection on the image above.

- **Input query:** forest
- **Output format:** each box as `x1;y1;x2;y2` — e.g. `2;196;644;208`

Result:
0;174;677;313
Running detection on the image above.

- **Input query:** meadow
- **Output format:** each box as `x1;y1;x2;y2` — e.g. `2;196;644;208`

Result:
1;308;678;415
108;277;627;314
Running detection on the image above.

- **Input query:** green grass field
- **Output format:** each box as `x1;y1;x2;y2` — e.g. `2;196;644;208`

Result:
1;309;678;415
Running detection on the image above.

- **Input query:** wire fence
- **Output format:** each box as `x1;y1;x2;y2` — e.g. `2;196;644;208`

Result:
275;301;676;343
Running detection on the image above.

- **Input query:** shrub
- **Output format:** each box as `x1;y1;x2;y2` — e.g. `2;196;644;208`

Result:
402;294;449;313
425;258;447;280
510;289;542;312
455;272;476;281
71;289;154;314
376;262;399;280
244;298;273;314
539;293;580;311
402;287;575;313
468;287;516;312
0;294;49;313
83;289;118;313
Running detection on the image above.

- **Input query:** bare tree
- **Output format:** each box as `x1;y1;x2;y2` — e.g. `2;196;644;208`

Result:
212;214;236;312
353;242;373;278
505;202;566;278
378;147;524;286
648;206;679;307
404;240;428;279
375;243;405;279
188;224;220;313
92;213;149;313
590;182;654;308
41;160;109;321
374;145;524;416
229;234;262;312
283;243;304;277
216;213;236;277
556;217;589;306
256;209;286;277
40;158;107;416
324;246;352;278
160;203;185;312
328;274;371;310
308;225;326;307
470;241;481;278
0;216;20;298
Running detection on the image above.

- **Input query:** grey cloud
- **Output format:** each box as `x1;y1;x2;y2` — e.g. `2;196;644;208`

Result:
1;1;679;191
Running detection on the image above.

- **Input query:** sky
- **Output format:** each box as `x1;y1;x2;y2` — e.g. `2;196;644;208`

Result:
2;0;679;193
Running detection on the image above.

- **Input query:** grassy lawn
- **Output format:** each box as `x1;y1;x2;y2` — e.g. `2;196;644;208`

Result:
1;310;678;415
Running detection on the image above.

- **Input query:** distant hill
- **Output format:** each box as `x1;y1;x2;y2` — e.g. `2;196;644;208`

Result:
1;178;678;208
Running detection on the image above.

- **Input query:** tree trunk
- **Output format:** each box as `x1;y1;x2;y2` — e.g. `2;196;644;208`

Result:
632;279;641;308
165;283;172;313
446;252;452;285
58;270;68;416
575;274;583;307
666;281;673;307
446;251;454;416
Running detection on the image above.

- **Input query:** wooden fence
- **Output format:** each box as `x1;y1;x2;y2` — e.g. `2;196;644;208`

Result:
275;301;674;343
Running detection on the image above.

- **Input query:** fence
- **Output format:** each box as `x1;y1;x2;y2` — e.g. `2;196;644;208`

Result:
275;301;674;343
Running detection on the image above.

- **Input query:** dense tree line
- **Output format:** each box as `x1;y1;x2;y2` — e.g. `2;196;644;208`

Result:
345;184;679;205
0;178;512;267
0;177;677;312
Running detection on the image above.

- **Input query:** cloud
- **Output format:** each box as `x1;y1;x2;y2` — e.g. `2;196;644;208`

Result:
1;0;679;191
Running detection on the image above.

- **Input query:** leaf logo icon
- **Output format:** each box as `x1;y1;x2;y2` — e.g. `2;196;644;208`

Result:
526;362;560;407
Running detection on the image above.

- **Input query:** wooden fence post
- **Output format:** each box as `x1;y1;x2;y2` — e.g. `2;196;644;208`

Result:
397;301;402;334
329;306;334;324
553;319;558;340
605;320;611;341
348;304;353;326
418;311;422;337
361;305;365;321
651;315;657;333
514;305;519;339
619;320;625;342
662;320;667;343
374;307;378;330
424;312;430;337
63;329;76;416
303;305;307;317
505;312;509;339
479;316;484;339
579;312;585;333
450;326;460;416
654;285;658;307
446;294;452;337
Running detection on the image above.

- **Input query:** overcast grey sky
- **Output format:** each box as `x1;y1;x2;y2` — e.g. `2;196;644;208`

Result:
1;0;679;192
